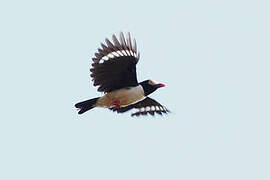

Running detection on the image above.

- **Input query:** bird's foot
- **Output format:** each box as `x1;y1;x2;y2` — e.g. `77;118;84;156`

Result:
112;100;121;108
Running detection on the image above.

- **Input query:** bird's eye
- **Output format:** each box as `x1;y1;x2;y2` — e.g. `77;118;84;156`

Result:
148;80;155;85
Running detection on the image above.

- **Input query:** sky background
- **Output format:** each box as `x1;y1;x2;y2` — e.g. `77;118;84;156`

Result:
0;0;270;179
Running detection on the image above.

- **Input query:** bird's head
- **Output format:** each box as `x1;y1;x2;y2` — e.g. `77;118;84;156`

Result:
139;80;165;96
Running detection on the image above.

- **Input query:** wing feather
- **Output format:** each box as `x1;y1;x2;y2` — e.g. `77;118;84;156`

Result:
110;97;170;117
90;32;140;93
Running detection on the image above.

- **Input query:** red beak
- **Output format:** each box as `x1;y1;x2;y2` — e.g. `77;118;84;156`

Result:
156;83;166;88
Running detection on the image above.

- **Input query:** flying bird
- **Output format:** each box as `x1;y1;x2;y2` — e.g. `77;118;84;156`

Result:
75;32;170;117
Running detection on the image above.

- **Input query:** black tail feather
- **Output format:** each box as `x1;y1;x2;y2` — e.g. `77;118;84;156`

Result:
75;97;99;114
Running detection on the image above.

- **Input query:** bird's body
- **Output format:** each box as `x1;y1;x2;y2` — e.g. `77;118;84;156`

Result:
96;85;145;108
75;32;170;117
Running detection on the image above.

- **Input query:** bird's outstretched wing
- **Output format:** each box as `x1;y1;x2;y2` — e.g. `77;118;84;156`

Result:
110;97;170;117
90;32;140;93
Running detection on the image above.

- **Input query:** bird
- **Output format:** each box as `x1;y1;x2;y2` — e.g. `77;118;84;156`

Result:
75;32;170;117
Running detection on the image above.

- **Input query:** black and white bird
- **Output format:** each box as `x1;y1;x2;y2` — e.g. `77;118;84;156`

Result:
75;32;170;117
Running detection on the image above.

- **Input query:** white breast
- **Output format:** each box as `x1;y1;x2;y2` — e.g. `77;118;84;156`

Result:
97;85;146;108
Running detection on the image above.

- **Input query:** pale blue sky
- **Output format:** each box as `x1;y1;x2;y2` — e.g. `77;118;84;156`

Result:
0;0;270;179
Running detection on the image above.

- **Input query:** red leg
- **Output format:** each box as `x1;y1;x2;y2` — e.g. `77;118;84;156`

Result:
112;100;121;108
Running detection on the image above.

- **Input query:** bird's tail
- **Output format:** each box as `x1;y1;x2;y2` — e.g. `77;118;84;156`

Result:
75;97;99;114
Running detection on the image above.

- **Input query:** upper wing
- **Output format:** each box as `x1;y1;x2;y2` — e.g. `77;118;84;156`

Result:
110;97;170;117
90;32;140;93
